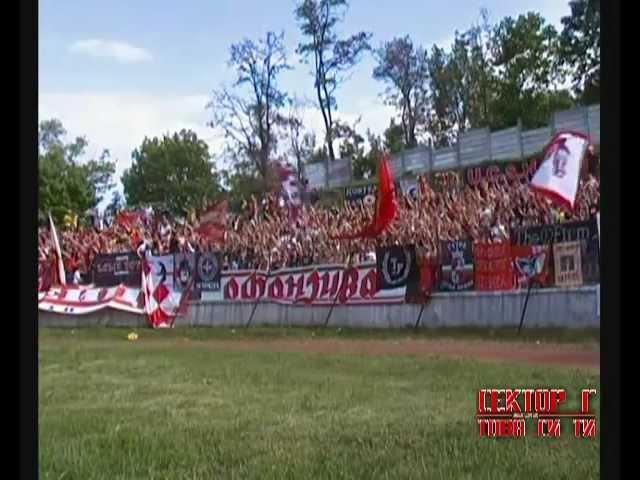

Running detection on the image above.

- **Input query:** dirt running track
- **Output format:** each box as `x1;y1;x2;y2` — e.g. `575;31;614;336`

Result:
181;338;600;370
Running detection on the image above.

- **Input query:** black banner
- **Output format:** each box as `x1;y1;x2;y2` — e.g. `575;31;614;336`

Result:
195;252;222;291
376;245;418;291
174;252;201;300
439;240;474;291
512;218;599;284
345;184;376;205
92;252;141;287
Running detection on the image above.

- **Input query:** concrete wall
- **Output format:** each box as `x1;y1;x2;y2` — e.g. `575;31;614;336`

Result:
39;286;599;329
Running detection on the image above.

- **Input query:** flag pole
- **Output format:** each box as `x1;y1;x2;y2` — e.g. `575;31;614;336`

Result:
245;253;272;329
323;247;350;329
413;302;426;330
517;280;534;334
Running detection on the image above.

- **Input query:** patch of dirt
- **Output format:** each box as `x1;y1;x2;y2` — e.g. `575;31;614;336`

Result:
176;338;600;370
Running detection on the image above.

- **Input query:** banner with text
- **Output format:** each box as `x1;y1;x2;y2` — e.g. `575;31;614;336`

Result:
464;158;539;187
222;263;405;305
92;252;142;287
38;284;144;315
473;242;515;291
512;218;599;284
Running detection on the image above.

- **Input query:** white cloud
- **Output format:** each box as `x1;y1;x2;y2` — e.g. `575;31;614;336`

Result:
69;39;153;64
39;92;222;189
38;90;396;207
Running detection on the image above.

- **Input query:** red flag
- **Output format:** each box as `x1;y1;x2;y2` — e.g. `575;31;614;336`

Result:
332;153;398;239
116;210;143;229
195;201;228;241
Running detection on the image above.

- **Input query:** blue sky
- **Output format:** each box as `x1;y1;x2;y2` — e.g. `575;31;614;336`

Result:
39;0;571;202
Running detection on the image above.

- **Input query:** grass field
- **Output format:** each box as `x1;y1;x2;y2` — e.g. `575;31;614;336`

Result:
39;327;600;479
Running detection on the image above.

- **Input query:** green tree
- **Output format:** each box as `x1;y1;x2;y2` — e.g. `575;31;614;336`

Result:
490;12;574;129
373;36;429;148
383;119;405;154
122;130;222;215
352;130;382;180
559;0;600;104
208;31;290;186
38;119;115;222
295;0;371;161
426;44;459;147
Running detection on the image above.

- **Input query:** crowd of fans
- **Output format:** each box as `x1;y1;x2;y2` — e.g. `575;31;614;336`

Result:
38;169;600;284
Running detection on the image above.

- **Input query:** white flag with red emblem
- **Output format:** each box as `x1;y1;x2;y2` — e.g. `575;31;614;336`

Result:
141;255;181;328
530;131;589;210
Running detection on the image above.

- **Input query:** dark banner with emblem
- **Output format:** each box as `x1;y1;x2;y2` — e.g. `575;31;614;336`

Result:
376;245;417;290
174;252;201;300
375;245;425;302
345;184;377;205
195;252;222;291
439;240;474;291
92;252;141;287
511;218;599;284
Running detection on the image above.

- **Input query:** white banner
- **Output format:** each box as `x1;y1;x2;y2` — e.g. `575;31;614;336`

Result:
39;285;143;315
530;131;589;210
221;263;405;305
39;263;409;315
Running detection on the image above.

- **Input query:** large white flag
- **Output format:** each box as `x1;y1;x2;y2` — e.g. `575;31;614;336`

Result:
530;131;589;210
48;213;66;286
141;254;183;328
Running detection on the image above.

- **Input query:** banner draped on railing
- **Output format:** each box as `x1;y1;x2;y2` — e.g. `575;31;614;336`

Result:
439;240;474;291
511;218;599;284
38;219;600;317
474;242;515;291
223;263;405;305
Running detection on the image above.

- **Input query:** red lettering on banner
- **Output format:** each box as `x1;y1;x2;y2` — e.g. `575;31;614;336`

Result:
58;288;68;299
269;277;284;299
285;274;305;299
338;267;359;304
78;290;88;302
359;269;378;299
474;242;515;291
242;274;267;300
296;270;320;304
320;271;340;298
225;278;239;300
97;288;109;302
